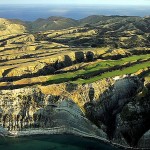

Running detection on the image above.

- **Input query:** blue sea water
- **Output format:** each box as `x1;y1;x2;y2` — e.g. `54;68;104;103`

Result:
0;4;149;21
0;134;119;150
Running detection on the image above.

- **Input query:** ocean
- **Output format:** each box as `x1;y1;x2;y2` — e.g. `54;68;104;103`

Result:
0;134;119;150
0;4;149;21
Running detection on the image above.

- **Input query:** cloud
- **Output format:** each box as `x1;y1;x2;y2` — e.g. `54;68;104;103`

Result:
49;9;69;13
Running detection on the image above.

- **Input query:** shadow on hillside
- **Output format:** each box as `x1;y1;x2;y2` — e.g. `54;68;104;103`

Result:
2;67;16;77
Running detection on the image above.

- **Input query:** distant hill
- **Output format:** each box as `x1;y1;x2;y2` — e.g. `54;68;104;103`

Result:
26;15;150;33
79;15;112;25
28;16;79;31
1;15;150;33
1;15;149;48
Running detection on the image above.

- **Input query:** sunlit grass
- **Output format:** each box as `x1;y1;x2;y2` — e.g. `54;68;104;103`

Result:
74;61;150;84
47;54;150;84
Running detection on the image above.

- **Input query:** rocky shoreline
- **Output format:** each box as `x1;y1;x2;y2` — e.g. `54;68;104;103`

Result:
0;127;148;150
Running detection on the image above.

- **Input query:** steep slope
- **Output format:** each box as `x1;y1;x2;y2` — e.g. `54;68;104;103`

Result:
0;18;27;36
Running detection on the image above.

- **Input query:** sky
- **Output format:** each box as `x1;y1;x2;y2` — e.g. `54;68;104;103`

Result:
0;0;150;6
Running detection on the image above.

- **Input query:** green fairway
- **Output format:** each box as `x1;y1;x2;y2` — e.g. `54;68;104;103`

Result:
47;54;150;84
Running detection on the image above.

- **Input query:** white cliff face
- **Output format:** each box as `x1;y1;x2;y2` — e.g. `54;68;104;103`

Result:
0;88;45;131
0;87;106;139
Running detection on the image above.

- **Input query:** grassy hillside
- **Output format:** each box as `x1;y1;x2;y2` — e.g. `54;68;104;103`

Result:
0;15;150;90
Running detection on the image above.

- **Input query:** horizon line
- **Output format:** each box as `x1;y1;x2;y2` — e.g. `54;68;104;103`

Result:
0;3;150;6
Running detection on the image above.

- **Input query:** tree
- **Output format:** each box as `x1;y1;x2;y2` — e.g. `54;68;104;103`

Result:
86;51;94;61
